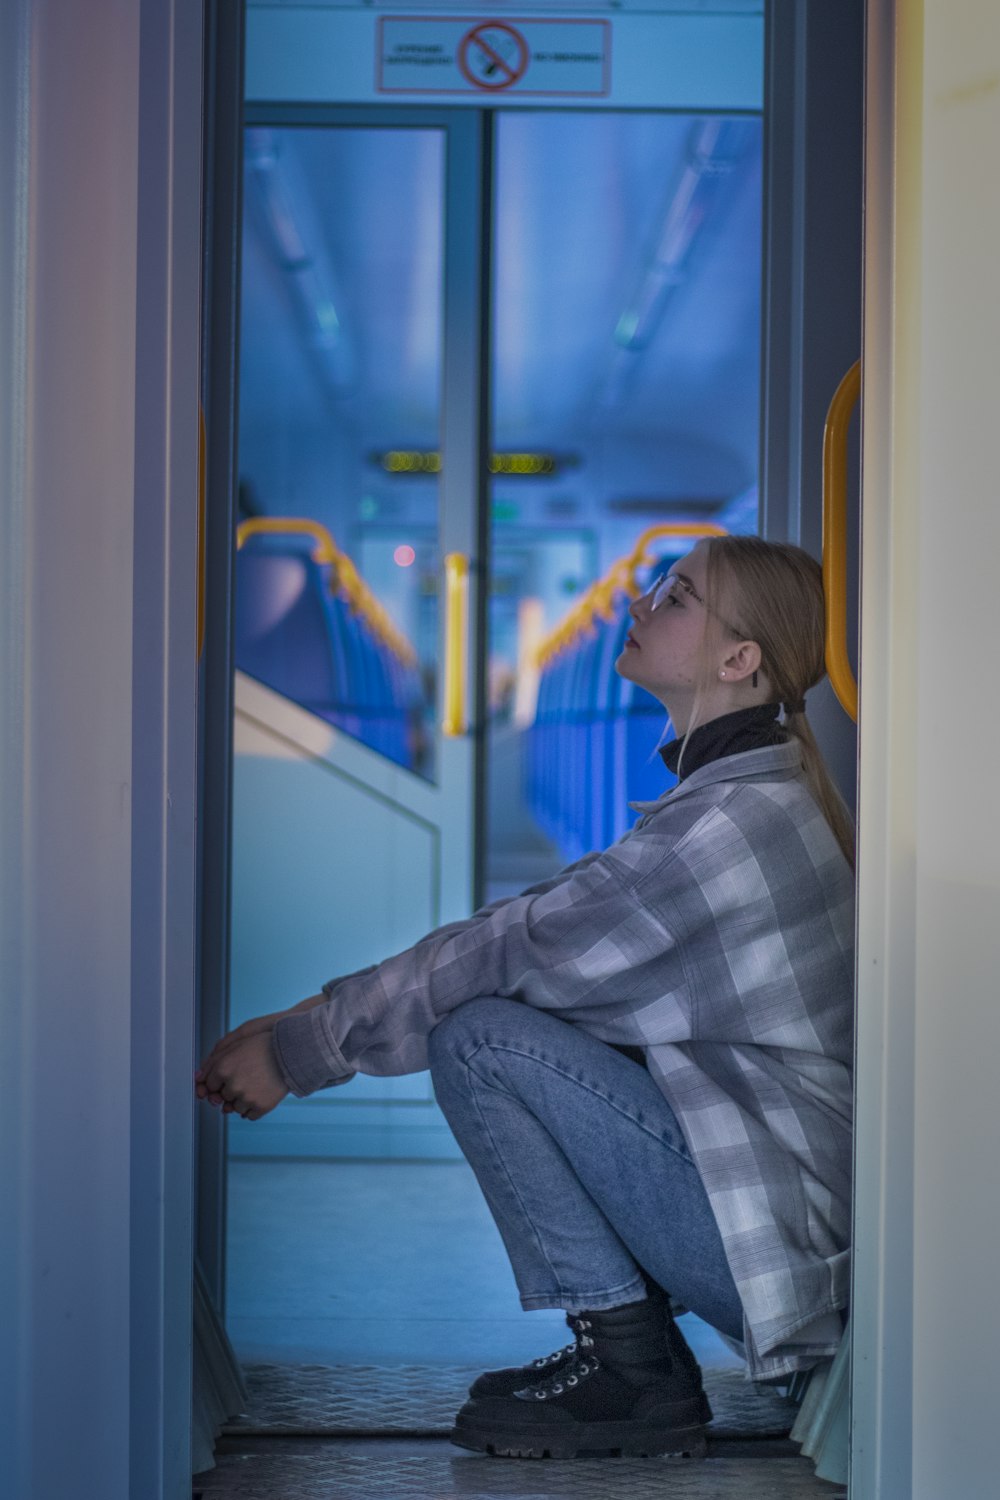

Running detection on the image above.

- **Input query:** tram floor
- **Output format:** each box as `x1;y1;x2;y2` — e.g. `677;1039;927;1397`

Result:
194;1434;845;1499
206;1161;843;1498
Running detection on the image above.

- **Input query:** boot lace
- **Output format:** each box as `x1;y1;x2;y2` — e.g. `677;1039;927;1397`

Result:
525;1312;594;1373
519;1318;600;1400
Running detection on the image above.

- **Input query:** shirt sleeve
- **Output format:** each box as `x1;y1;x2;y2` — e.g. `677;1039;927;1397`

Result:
375;848;604;952
271;842;692;1097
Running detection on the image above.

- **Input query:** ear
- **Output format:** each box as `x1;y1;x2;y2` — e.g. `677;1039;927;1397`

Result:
720;639;762;685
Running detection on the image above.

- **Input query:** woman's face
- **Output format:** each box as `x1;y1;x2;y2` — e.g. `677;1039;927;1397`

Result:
615;543;718;706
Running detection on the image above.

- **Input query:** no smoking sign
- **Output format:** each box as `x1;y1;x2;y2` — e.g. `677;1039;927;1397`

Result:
378;17;610;98
457;22;529;91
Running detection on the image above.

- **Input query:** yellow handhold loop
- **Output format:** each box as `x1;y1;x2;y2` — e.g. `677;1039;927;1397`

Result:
236;516;417;668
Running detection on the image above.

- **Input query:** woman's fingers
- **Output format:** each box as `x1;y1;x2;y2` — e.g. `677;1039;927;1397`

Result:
196;1035;241;1078
196;1015;280;1085
194;1031;289;1120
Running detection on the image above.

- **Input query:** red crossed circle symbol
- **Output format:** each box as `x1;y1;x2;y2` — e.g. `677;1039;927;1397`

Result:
457;22;530;92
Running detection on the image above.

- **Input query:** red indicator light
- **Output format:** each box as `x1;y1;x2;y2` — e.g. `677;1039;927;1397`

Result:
394;544;416;567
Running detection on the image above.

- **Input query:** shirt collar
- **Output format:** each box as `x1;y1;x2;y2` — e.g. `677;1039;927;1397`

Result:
630;739;803;817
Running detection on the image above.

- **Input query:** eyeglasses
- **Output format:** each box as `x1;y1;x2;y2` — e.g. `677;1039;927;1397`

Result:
646;572;747;640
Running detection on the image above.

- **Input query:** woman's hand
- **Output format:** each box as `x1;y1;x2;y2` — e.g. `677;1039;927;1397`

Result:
195;1029;290;1120
196;996;326;1115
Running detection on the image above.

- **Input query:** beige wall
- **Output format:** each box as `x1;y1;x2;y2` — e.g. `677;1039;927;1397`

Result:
0;3;203;1497
854;2;1000;1495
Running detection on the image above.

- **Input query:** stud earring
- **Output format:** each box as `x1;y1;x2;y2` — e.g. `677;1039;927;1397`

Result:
719;670;726;679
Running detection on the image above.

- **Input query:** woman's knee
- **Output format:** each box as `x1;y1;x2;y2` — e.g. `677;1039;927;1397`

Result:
428;996;512;1072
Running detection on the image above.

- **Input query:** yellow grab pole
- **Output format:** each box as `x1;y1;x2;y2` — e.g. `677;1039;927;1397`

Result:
442;552;469;738
822;360;861;722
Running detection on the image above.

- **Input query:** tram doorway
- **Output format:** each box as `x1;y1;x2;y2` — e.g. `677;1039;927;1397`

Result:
220;104;764;1373
195;3;862;1489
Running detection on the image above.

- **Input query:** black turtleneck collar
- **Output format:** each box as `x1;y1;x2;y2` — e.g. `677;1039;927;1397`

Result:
659;703;788;782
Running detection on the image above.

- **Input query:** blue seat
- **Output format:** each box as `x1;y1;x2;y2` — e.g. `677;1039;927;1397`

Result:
235;549;344;718
235;543;417;773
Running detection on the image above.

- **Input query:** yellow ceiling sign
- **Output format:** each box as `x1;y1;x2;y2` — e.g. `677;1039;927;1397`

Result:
377;450;564;476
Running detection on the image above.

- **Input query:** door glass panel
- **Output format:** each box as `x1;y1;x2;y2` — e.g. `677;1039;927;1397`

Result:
236;125;444;780
486;112;763;896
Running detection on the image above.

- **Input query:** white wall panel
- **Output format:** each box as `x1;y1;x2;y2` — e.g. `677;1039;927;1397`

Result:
854;2;1000;1496
231;749;438;1023
230;676;462;1157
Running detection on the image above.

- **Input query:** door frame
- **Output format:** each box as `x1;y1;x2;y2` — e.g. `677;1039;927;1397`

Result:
0;1;204;1496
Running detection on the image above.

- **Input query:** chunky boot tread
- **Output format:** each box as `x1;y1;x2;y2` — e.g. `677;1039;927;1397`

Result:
452;1412;709;1460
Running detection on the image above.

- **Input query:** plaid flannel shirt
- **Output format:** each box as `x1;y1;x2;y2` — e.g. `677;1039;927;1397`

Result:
273;741;856;1381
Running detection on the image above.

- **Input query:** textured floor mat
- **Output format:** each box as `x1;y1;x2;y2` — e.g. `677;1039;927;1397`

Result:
222;1364;796;1439
194;1446;844;1499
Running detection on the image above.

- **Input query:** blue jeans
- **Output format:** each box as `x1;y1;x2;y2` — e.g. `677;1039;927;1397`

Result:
428;998;744;1342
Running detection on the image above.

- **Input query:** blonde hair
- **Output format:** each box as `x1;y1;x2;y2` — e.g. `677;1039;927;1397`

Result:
688;535;856;870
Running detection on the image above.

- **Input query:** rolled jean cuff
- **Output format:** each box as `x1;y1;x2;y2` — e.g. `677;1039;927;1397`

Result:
519;1272;648;1314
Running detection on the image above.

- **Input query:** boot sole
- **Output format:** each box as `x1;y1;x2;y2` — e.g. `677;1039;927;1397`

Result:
469;1382;713;1428
451;1414;709;1461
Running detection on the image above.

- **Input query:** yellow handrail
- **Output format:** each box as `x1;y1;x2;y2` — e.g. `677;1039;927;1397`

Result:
237;516;339;564
622;521;728;593
236;516;417;668
442;552;469;738
197;406;207;660
822;361;861;722
535;521;728;670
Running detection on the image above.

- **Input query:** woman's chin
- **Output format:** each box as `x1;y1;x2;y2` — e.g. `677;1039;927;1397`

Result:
616;654;651;690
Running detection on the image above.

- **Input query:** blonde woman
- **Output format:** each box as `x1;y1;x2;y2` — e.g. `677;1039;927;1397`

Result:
197;536;855;1461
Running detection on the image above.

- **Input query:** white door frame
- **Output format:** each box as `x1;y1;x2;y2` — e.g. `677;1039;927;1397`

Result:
852;1;1000;1495
0;2;204;1497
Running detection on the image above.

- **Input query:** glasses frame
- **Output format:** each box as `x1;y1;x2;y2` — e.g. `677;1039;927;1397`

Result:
646;571;748;641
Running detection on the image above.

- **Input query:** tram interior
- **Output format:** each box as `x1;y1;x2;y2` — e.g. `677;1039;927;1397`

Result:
227;110;764;1375
205;85;863;1500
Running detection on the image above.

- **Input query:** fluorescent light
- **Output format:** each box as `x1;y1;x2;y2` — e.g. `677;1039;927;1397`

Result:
245;128;355;395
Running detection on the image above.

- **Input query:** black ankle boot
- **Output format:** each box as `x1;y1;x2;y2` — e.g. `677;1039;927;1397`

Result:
647;1282;713;1422
468;1285;712;1421
453;1296;711;1460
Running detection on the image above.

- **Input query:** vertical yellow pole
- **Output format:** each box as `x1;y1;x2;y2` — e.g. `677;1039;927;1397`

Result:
442;552;469;737
822;360;861;722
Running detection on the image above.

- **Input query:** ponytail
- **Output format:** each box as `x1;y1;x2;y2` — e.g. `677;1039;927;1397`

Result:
704;538;856;872
782;709;856;871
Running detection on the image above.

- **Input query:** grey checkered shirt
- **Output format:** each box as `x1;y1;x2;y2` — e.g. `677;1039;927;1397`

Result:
273;742;855;1381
